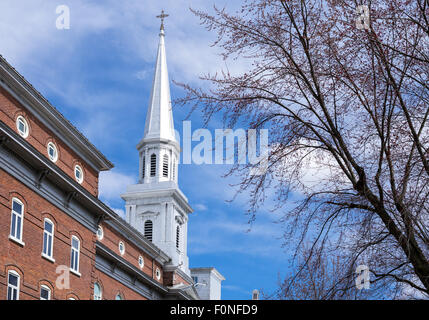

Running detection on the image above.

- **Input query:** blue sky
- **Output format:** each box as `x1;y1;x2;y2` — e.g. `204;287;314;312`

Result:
0;0;292;299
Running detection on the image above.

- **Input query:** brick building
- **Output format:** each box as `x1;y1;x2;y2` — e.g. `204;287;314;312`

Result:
0;18;224;300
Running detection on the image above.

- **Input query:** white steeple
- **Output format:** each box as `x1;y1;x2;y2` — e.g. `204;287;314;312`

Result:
122;12;193;276
142;16;176;143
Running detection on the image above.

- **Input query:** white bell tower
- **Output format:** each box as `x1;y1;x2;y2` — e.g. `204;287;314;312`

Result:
121;13;193;275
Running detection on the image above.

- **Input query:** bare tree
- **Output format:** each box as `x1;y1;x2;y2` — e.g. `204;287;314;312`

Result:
177;0;429;298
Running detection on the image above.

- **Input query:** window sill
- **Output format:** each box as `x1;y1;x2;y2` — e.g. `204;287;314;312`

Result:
41;254;56;264
70;269;81;277
9;235;25;247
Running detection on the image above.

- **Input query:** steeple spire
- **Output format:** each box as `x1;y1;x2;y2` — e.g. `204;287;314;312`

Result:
143;10;176;143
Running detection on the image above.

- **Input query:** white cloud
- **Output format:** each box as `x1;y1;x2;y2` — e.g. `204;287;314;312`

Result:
194;203;208;211
99;170;136;201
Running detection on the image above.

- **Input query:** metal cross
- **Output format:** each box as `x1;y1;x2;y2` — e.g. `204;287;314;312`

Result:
156;10;169;31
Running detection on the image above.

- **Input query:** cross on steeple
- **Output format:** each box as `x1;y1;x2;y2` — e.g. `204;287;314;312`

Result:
156;10;169;31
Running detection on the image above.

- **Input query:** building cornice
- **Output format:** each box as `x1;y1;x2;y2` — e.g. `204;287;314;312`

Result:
0;55;113;172
0;121;171;265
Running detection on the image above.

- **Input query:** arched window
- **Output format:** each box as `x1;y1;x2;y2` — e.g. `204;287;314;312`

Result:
176;225;180;250
144;220;153;242
7;270;20;300
163;154;169;177
40;285;51;300
94;282;102;300
42;218;54;260
10;198;24;243
70;236;80;274
142;156;146;179
115;293;123;300
150;154;156;177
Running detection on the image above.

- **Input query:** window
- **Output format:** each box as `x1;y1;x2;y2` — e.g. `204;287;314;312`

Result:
118;241;125;255
10;198;24;243
94;282;102;300
47;142;58;162
7;271;20;300
42;219;54;260
96;225;103;240
142;156;146;179
176;225;180;250
163;154;169;177
155;268;161;281
74;165;84;184
70;236;80;274
16;116;29;138
115;293;123;300
150;154;156;177
192;276;198;284
138;256;144;269
40;285;51;300
144;220;153;242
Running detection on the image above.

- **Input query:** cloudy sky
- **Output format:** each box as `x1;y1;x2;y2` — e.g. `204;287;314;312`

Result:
0;0;291;299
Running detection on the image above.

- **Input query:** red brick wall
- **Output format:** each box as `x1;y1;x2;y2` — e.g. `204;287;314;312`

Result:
93;271;148;300
0;169;96;300
0;88;99;197
98;223;164;285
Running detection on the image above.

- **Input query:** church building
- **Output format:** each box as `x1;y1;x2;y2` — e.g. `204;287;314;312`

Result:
0;13;224;300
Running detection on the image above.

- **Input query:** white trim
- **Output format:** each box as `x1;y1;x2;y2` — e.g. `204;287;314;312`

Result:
8;234;25;247
7;270;20;300
155;268;161;280
70;236;80;274
41;253;56;263
138;255;144;269
70;268;81;277
42;218;54;259
16;116;29;138
10;197;24;243
40;285;51;300
119;241;125;255
47;142;58;162
97;225;104;240
74;165;84;184
93;282;102;300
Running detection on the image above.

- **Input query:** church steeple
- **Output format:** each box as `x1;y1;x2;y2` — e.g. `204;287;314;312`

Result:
122;12;193;277
142;10;176;143
137;12;179;185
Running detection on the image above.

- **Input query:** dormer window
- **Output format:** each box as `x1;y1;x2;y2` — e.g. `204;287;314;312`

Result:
47;142;58;162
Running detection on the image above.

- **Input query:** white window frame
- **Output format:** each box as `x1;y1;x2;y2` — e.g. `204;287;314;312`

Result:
47;142;58;162
74;165;84;184
119;241;125;255
155;268;161;281
94;282;102;300
16;116;29;138
70;236;80;275
9;198;25;245
40;285;51;300
96;225;104;240
138;256;144;269
7;270;20;300
42;218;55;261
